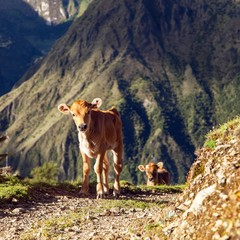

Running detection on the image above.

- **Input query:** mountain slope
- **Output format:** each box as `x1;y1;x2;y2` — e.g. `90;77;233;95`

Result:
0;0;81;96
166;117;240;239
0;0;240;184
0;0;42;95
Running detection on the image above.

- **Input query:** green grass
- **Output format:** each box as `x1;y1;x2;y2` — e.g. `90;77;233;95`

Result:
20;211;83;240
188;116;240;182
26;161;59;185
0;175;185;203
0;175;79;203
204;116;240;149
0;176;29;202
140;184;186;193
78;0;91;16
204;139;216;149
100;198;159;210
121;181;185;194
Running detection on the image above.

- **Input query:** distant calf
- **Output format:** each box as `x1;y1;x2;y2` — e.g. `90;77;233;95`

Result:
0;136;9;162
58;98;123;198
138;162;170;186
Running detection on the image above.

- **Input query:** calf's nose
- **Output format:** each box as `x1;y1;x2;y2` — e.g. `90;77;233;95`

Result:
79;123;87;131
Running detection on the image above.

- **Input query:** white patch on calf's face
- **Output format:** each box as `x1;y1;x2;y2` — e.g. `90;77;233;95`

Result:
70;101;92;131
144;163;159;183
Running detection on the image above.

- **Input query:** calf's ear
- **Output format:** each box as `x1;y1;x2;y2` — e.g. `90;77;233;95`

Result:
138;165;146;172
92;98;102;108
58;104;71;114
157;162;164;169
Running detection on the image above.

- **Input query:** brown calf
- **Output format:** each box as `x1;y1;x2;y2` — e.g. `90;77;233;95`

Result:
58;98;123;198
138;162;170;186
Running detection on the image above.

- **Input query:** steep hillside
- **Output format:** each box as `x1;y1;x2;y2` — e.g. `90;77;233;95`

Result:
0;0;80;95
164;117;240;239
0;0;240;184
0;0;41;95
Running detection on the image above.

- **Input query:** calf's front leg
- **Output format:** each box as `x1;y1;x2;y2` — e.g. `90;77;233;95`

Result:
94;154;104;199
79;151;91;196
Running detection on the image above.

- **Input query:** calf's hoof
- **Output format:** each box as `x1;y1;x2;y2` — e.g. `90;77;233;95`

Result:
96;192;104;199
78;190;89;198
113;190;120;199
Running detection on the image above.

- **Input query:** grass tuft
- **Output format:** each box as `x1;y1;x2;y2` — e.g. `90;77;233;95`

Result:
0;176;29;202
204;116;240;148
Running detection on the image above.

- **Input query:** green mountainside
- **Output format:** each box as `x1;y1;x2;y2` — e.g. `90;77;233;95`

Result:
0;0;93;96
0;0;240;184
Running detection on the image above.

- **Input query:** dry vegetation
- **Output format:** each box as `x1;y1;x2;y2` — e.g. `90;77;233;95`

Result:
164;117;240;239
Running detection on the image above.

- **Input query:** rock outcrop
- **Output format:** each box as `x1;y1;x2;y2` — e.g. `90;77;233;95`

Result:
23;0;67;25
164;117;240;239
23;0;93;24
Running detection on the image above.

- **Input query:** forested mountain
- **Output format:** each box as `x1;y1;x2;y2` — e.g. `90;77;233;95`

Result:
0;0;240;184
0;0;92;95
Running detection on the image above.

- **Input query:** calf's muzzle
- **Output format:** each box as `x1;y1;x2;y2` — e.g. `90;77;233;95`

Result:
79;123;87;132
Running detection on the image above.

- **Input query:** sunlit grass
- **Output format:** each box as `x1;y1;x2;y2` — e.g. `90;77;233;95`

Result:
204;116;240;149
120;180;186;194
0;176;28;202
20;211;84;240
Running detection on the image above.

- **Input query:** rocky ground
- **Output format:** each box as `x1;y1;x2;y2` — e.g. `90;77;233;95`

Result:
0;185;180;240
166;118;240;240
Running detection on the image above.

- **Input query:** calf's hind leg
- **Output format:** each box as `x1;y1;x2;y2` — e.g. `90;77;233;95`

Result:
112;147;123;198
103;153;110;195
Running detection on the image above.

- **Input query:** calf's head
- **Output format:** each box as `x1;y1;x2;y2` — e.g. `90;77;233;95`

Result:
138;162;164;186
58;98;102;132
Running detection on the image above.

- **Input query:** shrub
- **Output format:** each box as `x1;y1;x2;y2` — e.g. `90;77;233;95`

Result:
30;162;59;184
0;176;28;202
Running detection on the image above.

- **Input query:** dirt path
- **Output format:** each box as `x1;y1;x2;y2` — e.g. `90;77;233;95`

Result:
0;186;180;240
